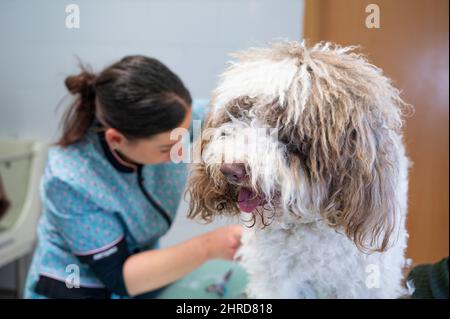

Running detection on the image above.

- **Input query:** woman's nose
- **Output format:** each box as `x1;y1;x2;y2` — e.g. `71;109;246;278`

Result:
220;163;246;183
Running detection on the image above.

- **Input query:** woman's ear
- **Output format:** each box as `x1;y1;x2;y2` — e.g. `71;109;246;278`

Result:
105;128;127;150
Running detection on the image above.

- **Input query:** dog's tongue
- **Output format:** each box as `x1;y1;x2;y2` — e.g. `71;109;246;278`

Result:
238;188;263;213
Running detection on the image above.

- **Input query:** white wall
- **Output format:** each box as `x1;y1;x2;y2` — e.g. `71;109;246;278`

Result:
0;0;303;141
0;0;304;291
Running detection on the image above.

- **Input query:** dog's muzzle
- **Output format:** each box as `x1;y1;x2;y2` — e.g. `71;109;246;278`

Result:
219;163;264;213
219;163;246;183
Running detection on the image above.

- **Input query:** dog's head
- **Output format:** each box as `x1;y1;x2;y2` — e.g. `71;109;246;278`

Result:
187;42;409;252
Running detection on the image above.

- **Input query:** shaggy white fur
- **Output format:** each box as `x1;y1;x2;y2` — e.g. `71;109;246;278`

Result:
189;41;411;298
237;136;410;298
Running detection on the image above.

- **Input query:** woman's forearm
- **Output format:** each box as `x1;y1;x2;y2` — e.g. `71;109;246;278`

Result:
122;234;209;296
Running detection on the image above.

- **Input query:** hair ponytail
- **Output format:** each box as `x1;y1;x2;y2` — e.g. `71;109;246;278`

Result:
57;55;192;147
57;66;97;147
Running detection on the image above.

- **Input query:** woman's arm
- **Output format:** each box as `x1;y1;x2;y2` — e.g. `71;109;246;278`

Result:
123;225;242;296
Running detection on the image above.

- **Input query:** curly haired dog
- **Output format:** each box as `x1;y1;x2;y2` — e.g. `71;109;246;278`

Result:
187;42;411;298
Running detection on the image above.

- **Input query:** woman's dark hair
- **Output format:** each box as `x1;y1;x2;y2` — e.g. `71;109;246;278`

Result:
58;55;192;147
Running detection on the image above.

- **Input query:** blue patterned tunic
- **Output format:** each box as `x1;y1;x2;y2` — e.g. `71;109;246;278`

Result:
24;100;208;298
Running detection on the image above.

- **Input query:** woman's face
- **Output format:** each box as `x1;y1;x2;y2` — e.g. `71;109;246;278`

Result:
105;108;192;165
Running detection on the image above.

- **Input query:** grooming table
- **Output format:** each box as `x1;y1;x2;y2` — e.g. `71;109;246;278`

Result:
156;259;248;299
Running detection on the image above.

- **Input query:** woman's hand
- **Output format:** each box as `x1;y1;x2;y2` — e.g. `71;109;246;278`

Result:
202;225;243;260
123;225;243;296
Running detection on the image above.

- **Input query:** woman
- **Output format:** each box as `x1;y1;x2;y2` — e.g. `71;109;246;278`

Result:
24;56;242;298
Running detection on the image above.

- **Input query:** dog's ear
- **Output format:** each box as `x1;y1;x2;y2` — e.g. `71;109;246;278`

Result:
317;107;401;252
295;100;403;252
285;46;407;252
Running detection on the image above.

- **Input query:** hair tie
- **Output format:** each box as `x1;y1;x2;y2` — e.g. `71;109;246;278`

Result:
87;83;96;98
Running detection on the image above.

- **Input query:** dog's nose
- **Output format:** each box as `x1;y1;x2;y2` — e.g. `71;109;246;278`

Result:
220;163;246;183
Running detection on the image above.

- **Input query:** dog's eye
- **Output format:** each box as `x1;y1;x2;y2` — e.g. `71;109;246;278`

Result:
286;144;302;157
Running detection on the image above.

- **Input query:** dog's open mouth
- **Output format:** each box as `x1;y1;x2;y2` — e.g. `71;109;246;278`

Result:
237;187;264;213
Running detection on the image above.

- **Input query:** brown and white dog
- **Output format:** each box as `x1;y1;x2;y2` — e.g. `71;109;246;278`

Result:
187;42;411;298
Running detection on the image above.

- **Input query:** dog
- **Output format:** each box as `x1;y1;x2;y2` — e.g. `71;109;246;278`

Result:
187;41;411;298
